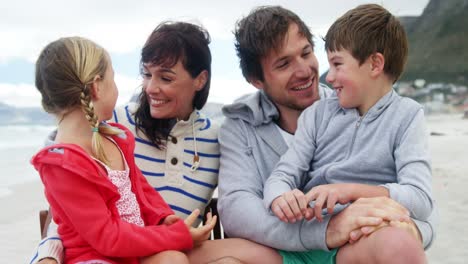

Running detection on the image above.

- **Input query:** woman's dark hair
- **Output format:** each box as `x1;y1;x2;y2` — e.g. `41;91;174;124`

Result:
134;21;211;148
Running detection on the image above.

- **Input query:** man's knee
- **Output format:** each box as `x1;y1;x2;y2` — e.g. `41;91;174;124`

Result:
206;256;244;264
337;226;426;264
141;250;189;264
372;226;426;264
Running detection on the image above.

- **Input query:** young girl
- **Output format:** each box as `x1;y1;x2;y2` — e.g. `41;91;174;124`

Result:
32;36;216;264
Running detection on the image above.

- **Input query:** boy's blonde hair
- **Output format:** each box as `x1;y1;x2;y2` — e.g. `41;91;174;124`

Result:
35;37;120;165
325;4;408;83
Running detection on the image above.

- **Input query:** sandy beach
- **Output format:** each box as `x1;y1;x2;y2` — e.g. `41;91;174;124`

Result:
1;113;467;263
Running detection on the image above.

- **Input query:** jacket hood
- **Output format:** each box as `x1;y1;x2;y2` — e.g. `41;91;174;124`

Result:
222;83;332;126
222;90;278;127
44;129;57;147
32;123;130;190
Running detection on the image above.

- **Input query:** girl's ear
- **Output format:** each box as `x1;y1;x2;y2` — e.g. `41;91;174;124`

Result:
370;52;385;77
89;75;102;100
194;70;208;91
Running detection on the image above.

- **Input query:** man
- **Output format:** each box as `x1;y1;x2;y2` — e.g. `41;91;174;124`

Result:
218;5;436;263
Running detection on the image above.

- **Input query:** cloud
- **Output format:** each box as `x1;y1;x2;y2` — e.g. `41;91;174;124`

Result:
0;83;41;107
209;77;254;105
0;0;429;107
0;0;429;63
114;74;143;106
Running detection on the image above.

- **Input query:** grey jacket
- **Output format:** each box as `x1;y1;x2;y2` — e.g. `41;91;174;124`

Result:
218;86;436;251
264;90;432;221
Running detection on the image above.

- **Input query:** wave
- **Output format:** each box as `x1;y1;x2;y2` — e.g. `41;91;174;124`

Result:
0;125;54;150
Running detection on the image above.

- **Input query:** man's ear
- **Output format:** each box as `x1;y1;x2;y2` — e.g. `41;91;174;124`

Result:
369;52;385;77
249;78;264;90
194;70;208;91
89;75;102;100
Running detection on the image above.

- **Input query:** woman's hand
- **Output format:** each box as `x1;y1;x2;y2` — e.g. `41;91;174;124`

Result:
184;209;217;246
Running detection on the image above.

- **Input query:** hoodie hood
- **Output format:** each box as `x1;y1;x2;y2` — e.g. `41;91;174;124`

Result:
222;90;278;127
222;83;333;127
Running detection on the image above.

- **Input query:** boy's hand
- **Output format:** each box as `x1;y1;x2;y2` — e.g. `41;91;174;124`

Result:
305;183;355;221
270;189;308;223
184;209;217;246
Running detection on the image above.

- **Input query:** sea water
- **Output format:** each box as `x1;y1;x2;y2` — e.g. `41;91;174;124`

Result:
0;125;53;197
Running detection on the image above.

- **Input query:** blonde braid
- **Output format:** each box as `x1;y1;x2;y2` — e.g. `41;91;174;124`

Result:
80;86;110;164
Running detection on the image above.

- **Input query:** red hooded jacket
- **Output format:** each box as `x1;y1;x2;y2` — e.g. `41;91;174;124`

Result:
31;123;193;263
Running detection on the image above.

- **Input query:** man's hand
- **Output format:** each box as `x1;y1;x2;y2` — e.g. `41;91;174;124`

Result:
37;258;58;264
389;220;422;243
326;197;411;248
184;209;217;246
348;219;422;245
305;183;355;222
270;189;309;223
348;221;390;244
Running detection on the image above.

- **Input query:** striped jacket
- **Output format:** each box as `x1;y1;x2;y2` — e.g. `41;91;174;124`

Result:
111;103;220;224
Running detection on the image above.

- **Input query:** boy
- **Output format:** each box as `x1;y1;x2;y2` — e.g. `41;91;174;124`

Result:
263;4;432;262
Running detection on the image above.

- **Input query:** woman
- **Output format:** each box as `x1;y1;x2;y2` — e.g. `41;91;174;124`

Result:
32;22;282;264
114;21;218;227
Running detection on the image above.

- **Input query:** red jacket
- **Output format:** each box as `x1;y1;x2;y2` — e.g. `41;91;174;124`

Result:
31;123;193;264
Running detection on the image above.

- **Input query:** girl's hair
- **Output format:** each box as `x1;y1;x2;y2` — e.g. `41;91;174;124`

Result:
35;36;121;164
134;21;212;148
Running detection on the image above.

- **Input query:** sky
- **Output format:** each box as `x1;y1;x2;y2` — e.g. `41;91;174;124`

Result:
0;0;429;108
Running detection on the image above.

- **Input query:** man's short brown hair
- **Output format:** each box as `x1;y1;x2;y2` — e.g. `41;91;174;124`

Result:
234;6;313;82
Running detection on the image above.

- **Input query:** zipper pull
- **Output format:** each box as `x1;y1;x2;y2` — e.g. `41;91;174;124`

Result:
356;117;363;128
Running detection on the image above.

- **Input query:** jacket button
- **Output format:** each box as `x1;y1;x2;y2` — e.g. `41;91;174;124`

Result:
171;157;178;165
171;137;177;144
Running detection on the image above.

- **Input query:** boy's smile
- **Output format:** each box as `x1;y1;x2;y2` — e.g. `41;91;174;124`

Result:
326;49;373;115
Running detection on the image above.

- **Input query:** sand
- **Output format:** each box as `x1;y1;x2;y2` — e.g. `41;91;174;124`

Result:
1;113;467;263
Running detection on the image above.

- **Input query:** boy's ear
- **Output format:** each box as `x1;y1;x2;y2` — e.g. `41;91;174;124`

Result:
369;52;385;77
89;75;102;100
249;78;264;90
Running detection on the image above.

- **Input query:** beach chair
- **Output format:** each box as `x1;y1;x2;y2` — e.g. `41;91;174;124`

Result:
39;198;226;240
203;198;227;239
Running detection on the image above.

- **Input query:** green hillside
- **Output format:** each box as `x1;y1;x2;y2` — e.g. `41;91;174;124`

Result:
401;0;468;85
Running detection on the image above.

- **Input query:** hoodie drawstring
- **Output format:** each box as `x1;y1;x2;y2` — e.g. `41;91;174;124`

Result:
190;115;200;172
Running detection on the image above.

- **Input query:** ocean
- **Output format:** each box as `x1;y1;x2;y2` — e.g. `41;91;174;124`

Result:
0;125;54;197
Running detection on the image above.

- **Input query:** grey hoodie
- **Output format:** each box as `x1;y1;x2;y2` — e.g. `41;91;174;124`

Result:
218;85;436;251
264;90;433;221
